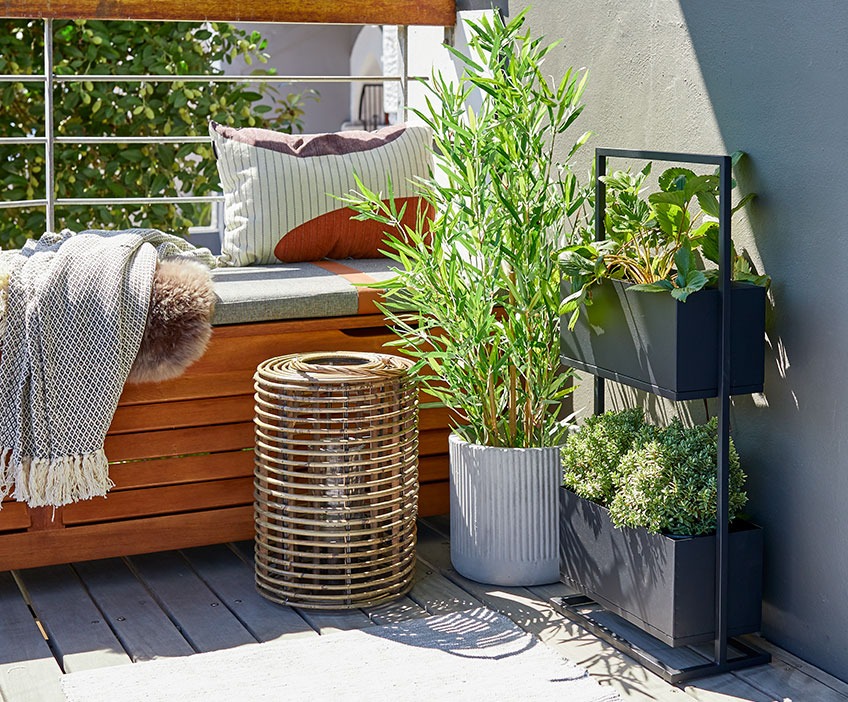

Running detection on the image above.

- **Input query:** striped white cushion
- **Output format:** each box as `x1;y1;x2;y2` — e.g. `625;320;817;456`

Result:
210;122;432;266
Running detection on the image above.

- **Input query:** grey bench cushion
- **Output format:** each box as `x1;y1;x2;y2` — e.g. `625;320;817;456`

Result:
211;259;399;326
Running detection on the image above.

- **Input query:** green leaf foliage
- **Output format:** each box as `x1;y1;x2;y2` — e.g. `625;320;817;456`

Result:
563;411;747;536
561;408;651;505
342;10;589;448
563;153;767;328
610;417;747;536
0;19;316;247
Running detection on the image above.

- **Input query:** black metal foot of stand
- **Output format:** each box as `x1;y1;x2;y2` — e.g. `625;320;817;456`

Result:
557;595;771;685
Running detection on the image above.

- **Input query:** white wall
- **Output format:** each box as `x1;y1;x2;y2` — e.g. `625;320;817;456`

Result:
348;26;383;126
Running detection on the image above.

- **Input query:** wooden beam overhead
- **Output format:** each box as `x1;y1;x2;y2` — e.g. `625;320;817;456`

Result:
0;0;456;25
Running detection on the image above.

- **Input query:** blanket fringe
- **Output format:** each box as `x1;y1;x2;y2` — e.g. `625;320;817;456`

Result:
11;451;114;508
0;447;13;506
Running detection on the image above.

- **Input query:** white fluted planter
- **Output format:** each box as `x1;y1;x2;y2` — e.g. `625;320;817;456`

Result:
448;433;560;586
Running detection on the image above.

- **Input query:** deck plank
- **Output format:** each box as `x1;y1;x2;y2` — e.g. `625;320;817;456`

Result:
420;520;802;702
680;673;780;702
16;565;130;673
0;523;843;702
422;513;451;537
127;552;257;652
230;539;376;634
422;515;791;701
294;606;375;635
180;544;316;642
408;560;481;615
0;572;64;702
73;558;195;662
735;660;848;702
366;594;429;625
567;604;709;669
230;539;255;564
739;634;848;699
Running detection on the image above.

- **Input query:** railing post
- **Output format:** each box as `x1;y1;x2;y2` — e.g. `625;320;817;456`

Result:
43;18;55;233
593;150;607;416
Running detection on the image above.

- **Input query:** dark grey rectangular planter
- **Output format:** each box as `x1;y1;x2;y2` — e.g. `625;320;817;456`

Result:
559;486;763;648
560;278;766;400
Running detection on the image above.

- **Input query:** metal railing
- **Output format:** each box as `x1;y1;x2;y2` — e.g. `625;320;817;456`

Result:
1;20;415;234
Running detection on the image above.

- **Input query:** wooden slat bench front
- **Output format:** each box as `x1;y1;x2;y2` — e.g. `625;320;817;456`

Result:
0;313;451;570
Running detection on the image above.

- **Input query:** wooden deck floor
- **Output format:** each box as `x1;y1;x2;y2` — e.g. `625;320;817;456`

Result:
1;516;846;702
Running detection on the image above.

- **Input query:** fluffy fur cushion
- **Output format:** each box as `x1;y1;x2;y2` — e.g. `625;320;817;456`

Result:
126;258;216;384
0;256;214;385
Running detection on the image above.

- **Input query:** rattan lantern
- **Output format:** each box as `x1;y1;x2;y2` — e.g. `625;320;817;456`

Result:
253;351;418;609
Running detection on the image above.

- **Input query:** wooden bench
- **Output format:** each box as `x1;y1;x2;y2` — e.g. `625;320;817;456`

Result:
0;0;457;571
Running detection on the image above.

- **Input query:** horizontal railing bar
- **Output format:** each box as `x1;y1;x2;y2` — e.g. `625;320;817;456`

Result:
0;136;211;145
56;196;223;205
52;74;412;84
0;199;48;209
0;75;46;82
0;196;222;208
55;136;210;144
0;137;47;145
0;74;428;84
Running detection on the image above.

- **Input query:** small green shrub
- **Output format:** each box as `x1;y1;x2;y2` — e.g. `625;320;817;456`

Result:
562;413;748;536
561;408;649;505
610;418;747;536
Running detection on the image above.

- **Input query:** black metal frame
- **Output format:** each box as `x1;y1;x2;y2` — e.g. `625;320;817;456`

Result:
563;147;770;683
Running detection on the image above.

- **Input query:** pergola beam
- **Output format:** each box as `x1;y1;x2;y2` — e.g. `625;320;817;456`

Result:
0;0;457;25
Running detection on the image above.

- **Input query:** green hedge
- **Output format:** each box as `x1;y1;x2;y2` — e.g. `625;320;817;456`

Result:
0;19;315;248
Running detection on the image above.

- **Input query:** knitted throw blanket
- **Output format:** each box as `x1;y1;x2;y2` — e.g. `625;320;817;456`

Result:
0;229;217;508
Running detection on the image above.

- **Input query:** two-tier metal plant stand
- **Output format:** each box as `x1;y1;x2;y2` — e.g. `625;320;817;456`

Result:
558;147;771;683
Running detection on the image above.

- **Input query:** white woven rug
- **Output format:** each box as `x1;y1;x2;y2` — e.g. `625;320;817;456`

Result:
61;608;620;702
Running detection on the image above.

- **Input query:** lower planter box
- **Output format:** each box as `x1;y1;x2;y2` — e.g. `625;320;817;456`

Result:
559;486;763;648
560;278;766;400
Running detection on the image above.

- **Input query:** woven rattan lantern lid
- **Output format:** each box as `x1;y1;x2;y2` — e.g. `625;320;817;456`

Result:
255;351;414;386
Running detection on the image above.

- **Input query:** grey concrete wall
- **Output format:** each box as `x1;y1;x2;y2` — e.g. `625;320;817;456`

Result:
230;24;360;133
508;0;848;680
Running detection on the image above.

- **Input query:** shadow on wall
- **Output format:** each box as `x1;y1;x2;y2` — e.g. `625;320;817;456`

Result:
665;1;848;680
674;1;845;415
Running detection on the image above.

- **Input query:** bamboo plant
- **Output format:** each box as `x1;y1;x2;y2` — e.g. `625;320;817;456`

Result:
344;11;589;448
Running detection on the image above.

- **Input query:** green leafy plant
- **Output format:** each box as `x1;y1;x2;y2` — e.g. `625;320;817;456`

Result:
563;410;747;536
560;155;769;329
0;19;317;248
343;11;590;448
561;407;649;505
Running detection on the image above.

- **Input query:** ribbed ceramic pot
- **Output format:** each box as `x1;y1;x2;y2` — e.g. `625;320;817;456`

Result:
448;433;560;586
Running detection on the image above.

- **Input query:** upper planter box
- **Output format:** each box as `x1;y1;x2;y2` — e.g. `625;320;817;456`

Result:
560;277;766;401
